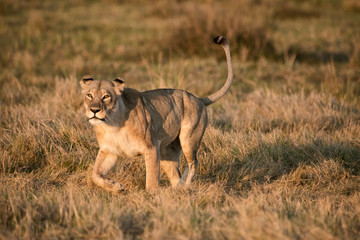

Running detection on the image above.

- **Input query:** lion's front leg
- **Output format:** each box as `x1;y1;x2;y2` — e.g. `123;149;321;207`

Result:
91;150;125;193
144;147;160;191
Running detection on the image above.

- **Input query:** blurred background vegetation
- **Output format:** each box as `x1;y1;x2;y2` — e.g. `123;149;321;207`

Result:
1;0;359;103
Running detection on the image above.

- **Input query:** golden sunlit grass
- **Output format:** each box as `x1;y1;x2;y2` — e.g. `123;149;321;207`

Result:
1;0;360;239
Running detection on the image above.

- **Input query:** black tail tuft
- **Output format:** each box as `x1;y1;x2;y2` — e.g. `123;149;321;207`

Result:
213;36;228;45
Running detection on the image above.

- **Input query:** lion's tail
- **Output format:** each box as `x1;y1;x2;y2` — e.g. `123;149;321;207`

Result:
200;36;233;106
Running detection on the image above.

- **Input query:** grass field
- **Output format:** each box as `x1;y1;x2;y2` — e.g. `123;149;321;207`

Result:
1;0;360;239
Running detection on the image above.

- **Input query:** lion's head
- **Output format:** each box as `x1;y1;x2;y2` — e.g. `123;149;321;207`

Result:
80;75;125;125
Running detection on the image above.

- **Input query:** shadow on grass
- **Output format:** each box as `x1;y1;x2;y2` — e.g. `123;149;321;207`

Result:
206;137;360;191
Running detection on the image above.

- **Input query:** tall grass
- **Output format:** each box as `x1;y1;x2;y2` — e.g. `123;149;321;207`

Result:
1;0;360;239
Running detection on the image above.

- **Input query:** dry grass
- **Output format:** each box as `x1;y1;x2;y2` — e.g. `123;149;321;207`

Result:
1;0;360;239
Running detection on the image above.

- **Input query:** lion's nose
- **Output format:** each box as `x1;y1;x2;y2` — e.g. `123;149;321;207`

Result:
90;107;101;114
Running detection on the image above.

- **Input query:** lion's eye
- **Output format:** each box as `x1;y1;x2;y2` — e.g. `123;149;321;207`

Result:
86;93;93;99
103;95;111;100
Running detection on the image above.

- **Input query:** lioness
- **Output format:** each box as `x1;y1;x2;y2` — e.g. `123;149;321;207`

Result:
81;36;233;193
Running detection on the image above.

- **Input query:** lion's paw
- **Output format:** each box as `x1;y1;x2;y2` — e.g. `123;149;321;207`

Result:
113;182;126;194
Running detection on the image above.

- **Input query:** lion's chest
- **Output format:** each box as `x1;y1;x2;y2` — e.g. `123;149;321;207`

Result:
94;125;142;157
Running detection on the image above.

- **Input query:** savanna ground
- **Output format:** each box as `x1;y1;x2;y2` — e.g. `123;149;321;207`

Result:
1;0;360;239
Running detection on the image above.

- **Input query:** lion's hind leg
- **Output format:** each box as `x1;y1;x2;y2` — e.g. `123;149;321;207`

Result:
179;107;207;186
91;150;125;194
160;138;182;187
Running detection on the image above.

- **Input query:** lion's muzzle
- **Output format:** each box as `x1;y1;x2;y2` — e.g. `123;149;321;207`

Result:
86;105;106;123
90;106;102;114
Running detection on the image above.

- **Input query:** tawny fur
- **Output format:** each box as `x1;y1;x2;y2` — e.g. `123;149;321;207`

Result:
80;36;233;192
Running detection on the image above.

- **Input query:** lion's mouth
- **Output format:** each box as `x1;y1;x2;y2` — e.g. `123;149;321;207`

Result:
89;116;105;122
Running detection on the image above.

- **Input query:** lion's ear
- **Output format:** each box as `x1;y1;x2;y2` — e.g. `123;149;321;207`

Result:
80;75;94;88
113;77;125;95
